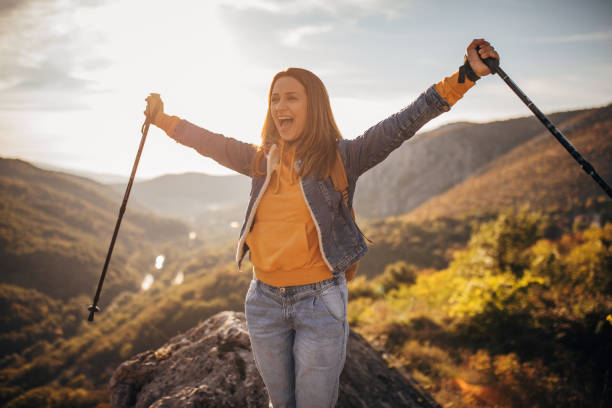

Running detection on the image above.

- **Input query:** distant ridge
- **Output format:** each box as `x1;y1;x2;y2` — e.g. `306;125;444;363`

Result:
113;172;251;245
354;107;597;219
118;172;250;219
403;104;612;222
32;160;137;185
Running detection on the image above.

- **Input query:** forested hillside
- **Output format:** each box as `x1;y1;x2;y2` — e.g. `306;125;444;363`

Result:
349;211;611;407
0;159;241;406
0;158;189;301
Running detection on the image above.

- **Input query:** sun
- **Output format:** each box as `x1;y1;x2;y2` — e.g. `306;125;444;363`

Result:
65;1;271;177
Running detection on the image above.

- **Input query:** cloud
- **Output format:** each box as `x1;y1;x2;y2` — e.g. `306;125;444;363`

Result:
218;1;439;100
221;0;412;19
535;28;612;43
0;0;22;13
281;24;332;47
221;0;286;14
0;0;112;110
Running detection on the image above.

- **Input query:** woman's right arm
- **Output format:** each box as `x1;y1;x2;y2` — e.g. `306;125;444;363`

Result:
146;96;257;177
342;39;499;181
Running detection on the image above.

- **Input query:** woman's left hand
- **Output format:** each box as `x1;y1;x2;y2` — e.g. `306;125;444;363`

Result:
466;38;500;77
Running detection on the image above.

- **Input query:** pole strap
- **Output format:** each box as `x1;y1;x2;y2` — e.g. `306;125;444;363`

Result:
458;56;480;84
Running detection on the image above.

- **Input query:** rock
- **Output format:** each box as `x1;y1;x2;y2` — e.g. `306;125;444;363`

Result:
109;311;439;408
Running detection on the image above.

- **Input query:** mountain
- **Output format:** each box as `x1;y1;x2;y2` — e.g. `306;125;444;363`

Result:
403;104;612;222
353;105;612;279
0;158;189;301
117;172;250;217
354;108;596;219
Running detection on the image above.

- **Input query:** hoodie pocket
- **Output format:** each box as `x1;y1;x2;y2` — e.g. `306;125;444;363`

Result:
246;220;310;271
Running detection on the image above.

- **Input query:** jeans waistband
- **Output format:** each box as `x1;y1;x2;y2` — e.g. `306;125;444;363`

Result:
254;274;345;302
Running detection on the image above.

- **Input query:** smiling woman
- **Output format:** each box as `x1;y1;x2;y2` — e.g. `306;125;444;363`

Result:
142;38;500;408
271;77;308;142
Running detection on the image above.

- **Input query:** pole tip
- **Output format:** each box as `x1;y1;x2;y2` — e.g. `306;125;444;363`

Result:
87;304;101;322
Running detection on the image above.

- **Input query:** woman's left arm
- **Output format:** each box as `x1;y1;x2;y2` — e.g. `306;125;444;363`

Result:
343;39;499;180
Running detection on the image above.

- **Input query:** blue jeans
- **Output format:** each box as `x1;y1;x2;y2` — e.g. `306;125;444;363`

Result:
245;274;349;408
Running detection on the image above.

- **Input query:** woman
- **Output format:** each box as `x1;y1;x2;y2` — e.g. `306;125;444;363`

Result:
146;38;499;407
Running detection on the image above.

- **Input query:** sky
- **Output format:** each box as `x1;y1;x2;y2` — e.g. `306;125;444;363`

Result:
1;0;611;179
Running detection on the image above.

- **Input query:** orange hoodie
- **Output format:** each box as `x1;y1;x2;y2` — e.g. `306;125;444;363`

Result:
245;142;333;286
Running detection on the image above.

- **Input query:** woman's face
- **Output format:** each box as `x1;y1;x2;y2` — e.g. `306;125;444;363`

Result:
270;76;308;143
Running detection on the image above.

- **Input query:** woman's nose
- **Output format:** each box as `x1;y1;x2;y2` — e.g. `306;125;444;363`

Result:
275;98;288;110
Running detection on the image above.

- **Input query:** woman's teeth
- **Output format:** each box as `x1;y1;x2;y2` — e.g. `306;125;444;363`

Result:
280;118;293;131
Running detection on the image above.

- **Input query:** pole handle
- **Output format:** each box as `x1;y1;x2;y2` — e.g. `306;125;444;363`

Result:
145;93;162;122
476;45;500;75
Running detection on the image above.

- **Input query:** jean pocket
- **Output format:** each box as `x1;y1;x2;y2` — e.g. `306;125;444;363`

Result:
319;283;347;323
245;279;257;304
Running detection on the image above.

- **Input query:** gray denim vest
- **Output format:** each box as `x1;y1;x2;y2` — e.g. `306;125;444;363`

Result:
172;86;450;276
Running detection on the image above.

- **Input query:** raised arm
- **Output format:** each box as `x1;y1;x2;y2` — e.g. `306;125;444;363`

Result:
145;95;257;177
342;39;499;181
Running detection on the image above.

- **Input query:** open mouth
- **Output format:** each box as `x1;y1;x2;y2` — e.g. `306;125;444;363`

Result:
279;117;294;132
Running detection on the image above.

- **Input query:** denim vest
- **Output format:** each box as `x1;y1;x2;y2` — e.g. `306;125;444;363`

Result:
173;86;450;276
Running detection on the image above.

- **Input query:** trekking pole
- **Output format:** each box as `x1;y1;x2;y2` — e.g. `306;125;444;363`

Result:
87;94;162;322
478;51;612;199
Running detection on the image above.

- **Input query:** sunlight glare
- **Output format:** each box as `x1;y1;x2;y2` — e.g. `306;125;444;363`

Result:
173;271;184;285
141;274;154;291
64;0;266;177
155;255;165;270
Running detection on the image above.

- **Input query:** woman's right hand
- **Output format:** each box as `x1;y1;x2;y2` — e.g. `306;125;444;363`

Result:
144;93;164;123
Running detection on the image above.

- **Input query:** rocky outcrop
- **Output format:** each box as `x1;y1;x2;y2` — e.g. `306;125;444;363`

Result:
110;311;440;408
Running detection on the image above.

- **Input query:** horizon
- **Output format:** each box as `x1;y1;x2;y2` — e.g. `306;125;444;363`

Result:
1;0;611;178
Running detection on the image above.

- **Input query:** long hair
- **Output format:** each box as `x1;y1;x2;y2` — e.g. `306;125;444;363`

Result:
251;68;343;179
